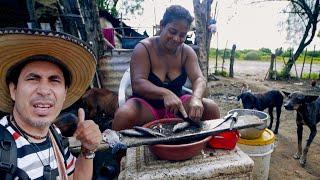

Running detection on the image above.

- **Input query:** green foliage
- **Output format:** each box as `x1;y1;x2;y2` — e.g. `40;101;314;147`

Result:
275;48;283;56
259;47;272;54
301;72;319;80
123;0;144;15
97;0;144;17
272;69;293;80
244;51;261;60
208;47;320;63
214;70;228;77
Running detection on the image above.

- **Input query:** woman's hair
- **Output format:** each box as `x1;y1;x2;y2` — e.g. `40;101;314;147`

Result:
161;5;194;27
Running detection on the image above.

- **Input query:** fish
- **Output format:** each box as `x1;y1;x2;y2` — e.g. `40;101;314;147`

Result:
103;129;127;154
172;122;191;133
119;129;146;137
133;126;166;137
172;112;201;133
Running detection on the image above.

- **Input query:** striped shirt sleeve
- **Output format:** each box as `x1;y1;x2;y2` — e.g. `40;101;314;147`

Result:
54;127;76;175
64;146;76;175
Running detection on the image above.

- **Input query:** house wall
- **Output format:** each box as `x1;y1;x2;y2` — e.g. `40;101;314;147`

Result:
98;49;132;92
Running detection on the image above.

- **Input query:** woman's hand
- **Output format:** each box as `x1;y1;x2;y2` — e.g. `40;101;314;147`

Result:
188;96;204;122
163;91;188;118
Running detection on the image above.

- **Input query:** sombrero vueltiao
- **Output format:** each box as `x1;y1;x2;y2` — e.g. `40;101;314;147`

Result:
0;28;97;113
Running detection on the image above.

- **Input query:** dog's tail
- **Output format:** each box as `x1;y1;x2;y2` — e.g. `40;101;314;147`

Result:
279;90;286;98
279;90;291;98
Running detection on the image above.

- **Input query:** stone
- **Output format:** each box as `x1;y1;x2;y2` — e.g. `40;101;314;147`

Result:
119;146;253;180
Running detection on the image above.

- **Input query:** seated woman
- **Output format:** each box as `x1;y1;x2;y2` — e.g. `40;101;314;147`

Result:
112;5;220;130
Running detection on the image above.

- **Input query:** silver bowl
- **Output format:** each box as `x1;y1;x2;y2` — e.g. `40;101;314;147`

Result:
228;109;269;139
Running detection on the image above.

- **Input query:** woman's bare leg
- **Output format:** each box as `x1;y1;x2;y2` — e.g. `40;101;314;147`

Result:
201;98;220;120
112;99;154;130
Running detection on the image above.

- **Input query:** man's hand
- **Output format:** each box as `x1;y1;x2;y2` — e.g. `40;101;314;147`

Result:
74;108;101;152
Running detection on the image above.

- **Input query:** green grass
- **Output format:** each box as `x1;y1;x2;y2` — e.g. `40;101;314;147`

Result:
214;70;228;77
301;72;319;80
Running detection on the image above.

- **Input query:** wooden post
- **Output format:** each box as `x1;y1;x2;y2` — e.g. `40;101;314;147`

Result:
309;45;316;79
290;48;299;78
120;13;125;37
58;0;81;38
274;55;277;80
268;54;276;80
215;32;219;73
229;44;236;77
26;0;39;28
221;45;227;72
300;48;307;78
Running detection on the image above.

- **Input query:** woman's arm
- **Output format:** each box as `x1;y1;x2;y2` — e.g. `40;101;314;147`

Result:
184;45;207;121
184;45;206;99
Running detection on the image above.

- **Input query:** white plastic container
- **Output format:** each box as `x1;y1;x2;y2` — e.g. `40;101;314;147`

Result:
237;129;275;180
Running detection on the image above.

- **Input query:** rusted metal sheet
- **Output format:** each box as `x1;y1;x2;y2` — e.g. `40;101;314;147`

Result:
98;49;133;92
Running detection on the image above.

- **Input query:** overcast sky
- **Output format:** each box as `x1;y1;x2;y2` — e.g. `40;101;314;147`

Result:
121;0;320;51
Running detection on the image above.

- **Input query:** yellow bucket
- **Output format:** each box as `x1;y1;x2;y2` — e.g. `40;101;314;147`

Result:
238;129;275;180
238;129;275;146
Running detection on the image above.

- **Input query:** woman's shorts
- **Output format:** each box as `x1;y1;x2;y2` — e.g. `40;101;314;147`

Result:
130;94;191;120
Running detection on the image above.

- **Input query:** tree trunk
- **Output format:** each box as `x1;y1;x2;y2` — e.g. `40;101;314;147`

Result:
78;0;104;88
268;54;276;80
193;0;214;80
300;49;307;78
58;0;81;38
229;44;236;77
282;0;319;78
26;0;40;28
78;0;104;58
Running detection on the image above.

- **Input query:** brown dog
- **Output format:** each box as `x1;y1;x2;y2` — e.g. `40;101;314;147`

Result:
82;88;118;119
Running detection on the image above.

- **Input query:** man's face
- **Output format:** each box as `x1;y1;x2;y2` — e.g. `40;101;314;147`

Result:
9;61;67;128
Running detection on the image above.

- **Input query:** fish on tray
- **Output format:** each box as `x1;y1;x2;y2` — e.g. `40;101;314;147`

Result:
119;129;146;137
172;121;192;133
133;126;166;137
172;114;201;133
119;126;166;137
103;129;127;154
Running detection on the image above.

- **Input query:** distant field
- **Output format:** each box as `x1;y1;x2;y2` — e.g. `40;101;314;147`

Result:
208;48;320;64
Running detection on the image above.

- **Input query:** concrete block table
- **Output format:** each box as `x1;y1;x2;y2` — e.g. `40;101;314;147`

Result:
119;146;254;180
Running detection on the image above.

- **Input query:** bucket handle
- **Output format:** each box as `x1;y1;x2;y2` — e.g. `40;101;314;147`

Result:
246;144;274;157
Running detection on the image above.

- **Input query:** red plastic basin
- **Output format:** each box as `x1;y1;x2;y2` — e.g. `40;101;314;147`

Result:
208;130;239;150
143;118;212;161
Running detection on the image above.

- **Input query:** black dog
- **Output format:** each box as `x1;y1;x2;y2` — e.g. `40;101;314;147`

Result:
237;90;284;134
284;91;320;166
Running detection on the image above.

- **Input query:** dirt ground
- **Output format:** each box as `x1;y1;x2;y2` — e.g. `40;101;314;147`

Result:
208;60;320;179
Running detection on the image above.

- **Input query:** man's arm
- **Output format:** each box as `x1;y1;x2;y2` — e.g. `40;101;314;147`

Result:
69;108;101;179
68;154;93;180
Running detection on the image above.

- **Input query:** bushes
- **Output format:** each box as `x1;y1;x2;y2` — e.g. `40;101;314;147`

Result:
301;72;319;80
244;51;261;60
214;70;228;77
208;47;320;63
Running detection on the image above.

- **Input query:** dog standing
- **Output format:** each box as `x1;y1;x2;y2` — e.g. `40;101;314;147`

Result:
237;90;284;134
284;91;320;166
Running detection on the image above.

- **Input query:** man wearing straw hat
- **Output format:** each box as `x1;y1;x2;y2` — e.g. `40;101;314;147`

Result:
0;29;101;179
